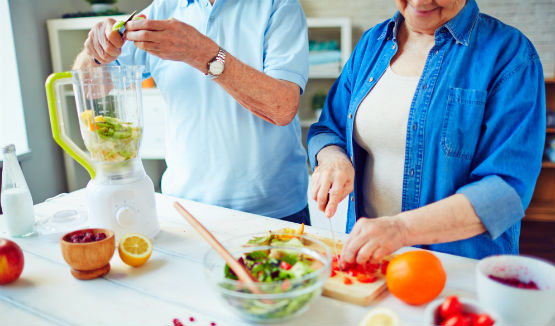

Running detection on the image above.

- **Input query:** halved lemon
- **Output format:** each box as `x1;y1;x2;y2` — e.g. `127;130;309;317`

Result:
359;307;401;326
118;233;153;267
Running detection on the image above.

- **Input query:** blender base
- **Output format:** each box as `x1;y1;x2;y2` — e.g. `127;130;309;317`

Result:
86;168;160;240
70;263;110;280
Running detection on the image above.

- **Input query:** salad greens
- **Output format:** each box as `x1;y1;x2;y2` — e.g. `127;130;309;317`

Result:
220;234;324;321
80;110;141;162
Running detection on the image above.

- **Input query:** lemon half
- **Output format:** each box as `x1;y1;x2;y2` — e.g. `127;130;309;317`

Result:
118;233;153;267
359;307;401;326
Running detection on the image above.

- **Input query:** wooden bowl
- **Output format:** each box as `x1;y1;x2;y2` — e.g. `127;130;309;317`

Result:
60;228;115;280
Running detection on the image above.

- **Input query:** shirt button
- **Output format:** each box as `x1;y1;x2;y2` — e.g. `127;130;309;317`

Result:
350;155;353;161
368;77;374;82
351;196;354;202
348;113;353;119
413;123;417;131
435;50;439;55
392;44;396;49
410;169;414;177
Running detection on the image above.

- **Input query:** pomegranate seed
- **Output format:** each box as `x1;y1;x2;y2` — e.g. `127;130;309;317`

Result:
172;318;183;326
211;323;216;326
189;316;195;322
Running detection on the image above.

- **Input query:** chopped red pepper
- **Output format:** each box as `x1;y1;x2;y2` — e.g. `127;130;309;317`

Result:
280;261;292;270
347;269;358;277
330;270;336;277
356;273;377;283
381;260;389;275
343;276;353;285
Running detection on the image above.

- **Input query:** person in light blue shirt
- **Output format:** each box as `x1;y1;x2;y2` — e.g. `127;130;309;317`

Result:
73;0;310;224
308;0;546;262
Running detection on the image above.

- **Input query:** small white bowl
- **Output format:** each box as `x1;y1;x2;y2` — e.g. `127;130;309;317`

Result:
424;297;498;326
476;255;555;326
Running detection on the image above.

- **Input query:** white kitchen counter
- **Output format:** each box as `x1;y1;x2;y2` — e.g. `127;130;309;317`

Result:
0;190;480;326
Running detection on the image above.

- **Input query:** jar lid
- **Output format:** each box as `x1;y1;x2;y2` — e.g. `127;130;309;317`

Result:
2;144;15;154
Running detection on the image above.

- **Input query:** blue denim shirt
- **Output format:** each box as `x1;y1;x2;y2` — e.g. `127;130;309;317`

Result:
307;0;546;259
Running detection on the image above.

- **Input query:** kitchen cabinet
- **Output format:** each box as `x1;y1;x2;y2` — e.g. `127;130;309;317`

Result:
300;17;352;129
520;78;555;263
525;78;555;222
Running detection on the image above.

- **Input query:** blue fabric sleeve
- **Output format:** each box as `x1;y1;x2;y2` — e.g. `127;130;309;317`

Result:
307;59;353;170
263;0;308;93
456;52;546;240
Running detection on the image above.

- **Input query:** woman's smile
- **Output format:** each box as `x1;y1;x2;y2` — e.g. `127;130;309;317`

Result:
409;4;440;17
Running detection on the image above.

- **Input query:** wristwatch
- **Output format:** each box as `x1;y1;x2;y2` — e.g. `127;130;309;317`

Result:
206;48;227;79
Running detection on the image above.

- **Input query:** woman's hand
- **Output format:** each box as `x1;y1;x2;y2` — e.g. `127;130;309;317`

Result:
311;145;355;218
84;18;124;64
340;216;407;266
125;18;218;73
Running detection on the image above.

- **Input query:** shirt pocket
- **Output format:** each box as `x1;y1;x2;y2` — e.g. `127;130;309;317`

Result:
441;87;487;160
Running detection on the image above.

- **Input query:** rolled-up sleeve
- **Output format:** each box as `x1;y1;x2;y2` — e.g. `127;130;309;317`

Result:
457;52;546;240
263;0;308;93
307;59;354;169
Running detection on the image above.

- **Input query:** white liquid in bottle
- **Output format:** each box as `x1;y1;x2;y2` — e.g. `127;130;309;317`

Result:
1;187;35;237
1;144;35;237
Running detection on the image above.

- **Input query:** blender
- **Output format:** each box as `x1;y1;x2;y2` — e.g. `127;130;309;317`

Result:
45;65;159;239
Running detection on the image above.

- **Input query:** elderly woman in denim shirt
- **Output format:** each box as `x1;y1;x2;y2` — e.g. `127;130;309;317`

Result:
308;0;546;265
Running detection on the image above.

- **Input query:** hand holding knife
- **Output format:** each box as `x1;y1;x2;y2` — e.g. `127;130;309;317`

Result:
94;11;143;64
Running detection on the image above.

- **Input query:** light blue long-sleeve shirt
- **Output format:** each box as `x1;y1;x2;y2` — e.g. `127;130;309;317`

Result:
117;0;309;218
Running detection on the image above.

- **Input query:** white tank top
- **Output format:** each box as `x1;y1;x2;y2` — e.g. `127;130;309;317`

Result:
353;66;419;217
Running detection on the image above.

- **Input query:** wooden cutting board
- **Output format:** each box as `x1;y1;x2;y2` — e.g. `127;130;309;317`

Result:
314;235;389;306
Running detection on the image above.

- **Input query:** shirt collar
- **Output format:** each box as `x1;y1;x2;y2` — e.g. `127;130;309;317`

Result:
378;11;403;42
378;0;479;46
442;0;479;46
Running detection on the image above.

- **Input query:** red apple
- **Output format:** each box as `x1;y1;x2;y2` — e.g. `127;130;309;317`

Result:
0;238;24;284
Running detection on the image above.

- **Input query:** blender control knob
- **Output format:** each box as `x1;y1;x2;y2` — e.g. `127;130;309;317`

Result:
116;206;137;227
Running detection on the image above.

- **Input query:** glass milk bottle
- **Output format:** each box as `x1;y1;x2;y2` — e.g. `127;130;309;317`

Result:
1;144;35;237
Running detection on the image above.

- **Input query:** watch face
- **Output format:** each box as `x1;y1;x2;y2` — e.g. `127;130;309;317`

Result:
209;61;225;75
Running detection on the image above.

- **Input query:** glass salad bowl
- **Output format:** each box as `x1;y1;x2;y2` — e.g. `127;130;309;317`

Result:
203;232;332;323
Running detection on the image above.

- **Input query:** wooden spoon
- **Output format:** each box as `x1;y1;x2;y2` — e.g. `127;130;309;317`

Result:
173;202;262;295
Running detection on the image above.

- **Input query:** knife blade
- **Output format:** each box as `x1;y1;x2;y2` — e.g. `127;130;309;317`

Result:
117;10;138;36
327;217;343;272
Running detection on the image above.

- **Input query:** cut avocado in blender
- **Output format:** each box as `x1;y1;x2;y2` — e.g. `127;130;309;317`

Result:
79;110;141;162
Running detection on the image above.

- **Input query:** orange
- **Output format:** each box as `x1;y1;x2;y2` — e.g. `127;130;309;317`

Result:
118;233;153;267
385;250;446;305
